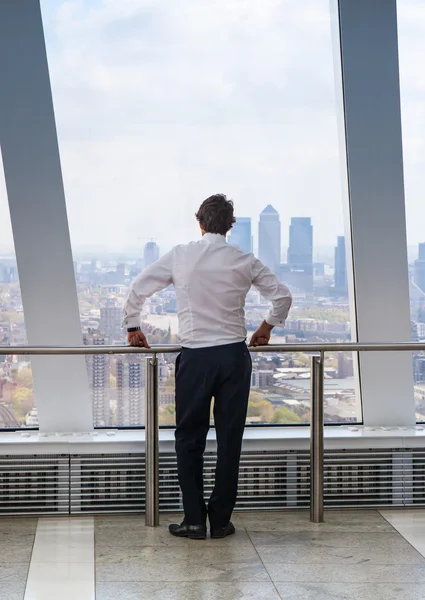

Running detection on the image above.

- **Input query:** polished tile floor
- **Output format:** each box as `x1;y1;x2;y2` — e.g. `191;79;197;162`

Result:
2;510;425;599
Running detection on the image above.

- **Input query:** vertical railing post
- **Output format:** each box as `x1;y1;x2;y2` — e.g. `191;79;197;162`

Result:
310;354;324;523
145;354;159;527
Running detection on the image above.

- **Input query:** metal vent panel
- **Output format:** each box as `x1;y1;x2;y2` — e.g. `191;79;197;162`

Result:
0;454;69;516
69;449;421;514
70;454;145;513
3;448;425;516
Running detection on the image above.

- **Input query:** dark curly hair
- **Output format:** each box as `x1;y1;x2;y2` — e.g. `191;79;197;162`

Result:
195;194;236;235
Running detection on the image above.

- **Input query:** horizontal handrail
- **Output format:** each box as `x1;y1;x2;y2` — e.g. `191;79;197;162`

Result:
4;340;422;525
1;342;425;355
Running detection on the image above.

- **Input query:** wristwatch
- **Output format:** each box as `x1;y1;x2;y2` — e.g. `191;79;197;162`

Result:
127;326;141;333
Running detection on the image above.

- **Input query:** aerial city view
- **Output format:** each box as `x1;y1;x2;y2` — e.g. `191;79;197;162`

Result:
1;205;425;428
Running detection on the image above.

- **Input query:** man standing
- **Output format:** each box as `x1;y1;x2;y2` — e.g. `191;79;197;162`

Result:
123;194;292;540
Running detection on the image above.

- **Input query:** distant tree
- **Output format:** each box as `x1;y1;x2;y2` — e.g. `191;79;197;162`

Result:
271;406;302;424
247;392;274;422
294;354;310;368
11;387;34;420
15;368;33;388
159;403;176;426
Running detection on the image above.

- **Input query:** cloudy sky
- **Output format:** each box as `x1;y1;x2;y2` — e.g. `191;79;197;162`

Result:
0;0;424;255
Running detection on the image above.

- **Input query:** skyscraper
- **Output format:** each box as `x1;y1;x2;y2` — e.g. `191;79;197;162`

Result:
287;217;313;293
116;356;145;426
83;330;111;427
144;242;159;268
414;243;425;294
334;236;348;296
288;217;313;268
100;302;124;344
228;217;252;253
258;205;281;274
115;262;126;285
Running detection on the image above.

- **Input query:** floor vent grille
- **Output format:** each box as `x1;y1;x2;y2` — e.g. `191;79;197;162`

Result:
1;448;425;515
70;454;145;514
0;454;69;515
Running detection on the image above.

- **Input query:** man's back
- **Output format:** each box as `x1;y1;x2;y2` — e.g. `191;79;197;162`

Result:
123;232;291;349
173;234;254;348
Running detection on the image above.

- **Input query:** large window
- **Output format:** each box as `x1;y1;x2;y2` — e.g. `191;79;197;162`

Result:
398;0;425;420
0;152;36;429
41;0;359;426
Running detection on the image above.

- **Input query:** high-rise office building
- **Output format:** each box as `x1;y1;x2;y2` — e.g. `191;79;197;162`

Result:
100;303;124;344
334;236;348;296
288;217;313;268
413;354;425;383
116;356;145;426
115;262;126;285
287;217;313;293
228;217;252;253
414;243;425;294
258;205;281;274
144;241;159;268
83;330;111;427
1;265;17;283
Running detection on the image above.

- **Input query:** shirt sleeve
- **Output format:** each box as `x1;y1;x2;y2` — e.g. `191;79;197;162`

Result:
251;257;292;327
122;250;174;329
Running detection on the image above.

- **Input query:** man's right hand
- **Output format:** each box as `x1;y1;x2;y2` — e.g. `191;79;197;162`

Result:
127;330;151;348
249;321;274;347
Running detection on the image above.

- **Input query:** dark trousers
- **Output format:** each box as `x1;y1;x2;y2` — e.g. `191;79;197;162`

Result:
174;342;252;528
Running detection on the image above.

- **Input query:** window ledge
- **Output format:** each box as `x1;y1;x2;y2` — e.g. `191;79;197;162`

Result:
0;425;425;454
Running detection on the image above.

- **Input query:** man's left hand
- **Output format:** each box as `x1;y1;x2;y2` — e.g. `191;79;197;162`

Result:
249;321;273;347
127;330;151;348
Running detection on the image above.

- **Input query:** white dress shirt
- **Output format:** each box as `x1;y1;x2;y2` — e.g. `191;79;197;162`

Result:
123;233;292;349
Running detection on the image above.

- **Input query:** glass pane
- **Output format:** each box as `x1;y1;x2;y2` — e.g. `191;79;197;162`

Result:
397;0;425;421
0;151;37;428
42;0;358;426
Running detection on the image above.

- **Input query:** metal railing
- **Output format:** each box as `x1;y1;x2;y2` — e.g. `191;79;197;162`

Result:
2;341;425;526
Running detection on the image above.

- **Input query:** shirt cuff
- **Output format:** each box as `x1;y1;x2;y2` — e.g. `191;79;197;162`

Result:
122;316;141;330
265;313;285;328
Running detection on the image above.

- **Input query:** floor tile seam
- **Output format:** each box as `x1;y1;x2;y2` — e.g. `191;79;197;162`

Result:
267;579;425;584
243;526;284;599
94;520;98;600
255;560;425;567
23;517;38;599
26;560;96;565
378;511;425;560
95;578;279;584
250;560;425;566
94;552;425;564
243;528;400;533
253;543;420;551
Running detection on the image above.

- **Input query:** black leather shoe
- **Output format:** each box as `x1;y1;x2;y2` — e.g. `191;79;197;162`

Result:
211;521;236;539
169;521;207;540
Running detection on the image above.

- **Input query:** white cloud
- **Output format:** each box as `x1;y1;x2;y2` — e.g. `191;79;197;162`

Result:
2;0;424;255
37;0;344;251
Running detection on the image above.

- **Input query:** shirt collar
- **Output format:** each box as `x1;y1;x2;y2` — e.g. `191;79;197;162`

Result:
202;233;227;245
